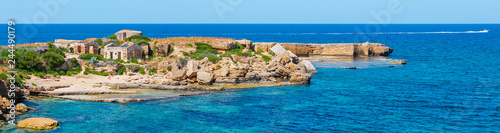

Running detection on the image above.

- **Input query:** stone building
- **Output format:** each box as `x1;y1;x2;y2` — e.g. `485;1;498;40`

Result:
103;43;143;61
115;30;142;41
74;41;99;54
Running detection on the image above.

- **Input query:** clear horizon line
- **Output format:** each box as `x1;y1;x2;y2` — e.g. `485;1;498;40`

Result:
4;22;500;25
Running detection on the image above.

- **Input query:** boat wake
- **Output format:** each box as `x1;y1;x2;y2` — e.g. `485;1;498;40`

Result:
157;30;489;36
324;30;489;35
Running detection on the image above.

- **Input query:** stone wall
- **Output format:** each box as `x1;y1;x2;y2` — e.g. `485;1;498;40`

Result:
253;42;393;57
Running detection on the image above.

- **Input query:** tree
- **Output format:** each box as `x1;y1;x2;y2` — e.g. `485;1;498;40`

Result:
41;51;66;69
47;41;55;49
15;49;42;70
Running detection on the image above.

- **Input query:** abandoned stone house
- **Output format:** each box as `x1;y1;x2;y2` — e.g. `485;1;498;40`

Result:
115;30;142;41
74;41;100;54
103;43;143;61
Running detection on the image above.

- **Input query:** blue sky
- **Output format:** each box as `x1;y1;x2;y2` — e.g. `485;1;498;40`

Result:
2;0;499;24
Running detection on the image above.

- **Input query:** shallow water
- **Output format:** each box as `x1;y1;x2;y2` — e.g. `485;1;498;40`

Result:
1;24;500;132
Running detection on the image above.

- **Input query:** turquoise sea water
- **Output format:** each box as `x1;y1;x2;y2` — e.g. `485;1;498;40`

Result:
1;24;500;132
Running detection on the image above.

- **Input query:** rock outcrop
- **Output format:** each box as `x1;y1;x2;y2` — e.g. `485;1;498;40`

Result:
197;71;215;85
254;42;393;57
211;40;235;50
17;117;58;130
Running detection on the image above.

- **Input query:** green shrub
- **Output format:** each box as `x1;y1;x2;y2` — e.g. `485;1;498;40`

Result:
133;66;142;72
130;58;139;64
262;55;271;63
117;66;127;75
95;39;103;46
167;66;172;71
255;50;264;55
162;70;167;73
59;47;68;52
31;83;37;86
269;51;275;56
187;43;193;47
36;71;46;77
140;68;145;75
80;53;104;60
84;67;90;75
42;51;66;69
124;35;151;42
137;41;150;45
47;42;55;49
207;56;222;63
179;58;188;65
107;34;117;39
0;73;8;80
70;58;77;64
89;70;109;76
167;47;174;56
148;68;157;75
15;49;43;70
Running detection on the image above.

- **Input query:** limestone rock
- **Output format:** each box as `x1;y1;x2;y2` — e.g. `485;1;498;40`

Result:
211;41;236;50
270;44;288;57
254;43;276;52
229;68;247;77
214;65;229;77
172;65;187;81
185;61;198;78
276;64;292;76
197;71;215;85
215;77;239;84
298;60;317;73
290;72;312;84
17;117;58;130
15;103;28;113
389;60;407;65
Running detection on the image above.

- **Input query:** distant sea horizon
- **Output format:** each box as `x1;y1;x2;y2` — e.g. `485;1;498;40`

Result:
1;24;498;45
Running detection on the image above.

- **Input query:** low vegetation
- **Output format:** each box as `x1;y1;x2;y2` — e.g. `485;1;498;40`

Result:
125;35;151;42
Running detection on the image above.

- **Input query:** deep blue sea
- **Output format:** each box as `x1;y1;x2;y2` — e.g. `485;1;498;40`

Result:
1;24;500;132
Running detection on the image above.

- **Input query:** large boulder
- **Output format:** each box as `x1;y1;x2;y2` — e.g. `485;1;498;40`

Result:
15;103;28;114
185;61;198;78
368;43;393;56
17;117;58;130
290;72;312;84
275;64;292;76
197;71;215;85
214;65;229;77
211;41;236;50
270;44;288;57
298;60;317;73
228;68;247;77
171;65;187;81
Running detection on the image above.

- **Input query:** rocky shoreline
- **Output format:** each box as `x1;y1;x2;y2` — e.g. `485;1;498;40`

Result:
20;39;396;104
